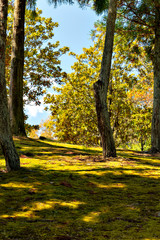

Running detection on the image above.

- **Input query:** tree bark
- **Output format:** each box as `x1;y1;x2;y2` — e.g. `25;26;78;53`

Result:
9;0;26;136
151;1;160;153
93;0;117;158
0;0;20;171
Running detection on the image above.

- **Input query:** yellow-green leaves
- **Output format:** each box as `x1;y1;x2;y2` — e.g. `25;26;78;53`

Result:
44;18;153;150
6;7;69;106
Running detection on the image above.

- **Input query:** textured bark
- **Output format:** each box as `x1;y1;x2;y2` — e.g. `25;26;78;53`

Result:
0;0;20;171
93;0;117;158
94;81;116;157
9;0;26;136
151;2;160;153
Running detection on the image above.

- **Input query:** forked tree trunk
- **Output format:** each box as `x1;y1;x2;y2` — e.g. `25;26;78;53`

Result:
9;0;26;136
151;2;160;153
0;0;20;171
93;0;117;158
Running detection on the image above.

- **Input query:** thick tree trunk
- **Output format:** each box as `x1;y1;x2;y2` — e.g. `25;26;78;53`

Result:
151;2;160;153
0;0;20;171
93;0;117;158
9;0;26;136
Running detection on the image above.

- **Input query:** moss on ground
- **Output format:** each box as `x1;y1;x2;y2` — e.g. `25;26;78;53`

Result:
0;138;160;239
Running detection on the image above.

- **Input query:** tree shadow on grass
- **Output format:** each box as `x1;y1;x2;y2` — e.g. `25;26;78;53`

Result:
117;149;160;169
15;138;101;159
1;162;160;239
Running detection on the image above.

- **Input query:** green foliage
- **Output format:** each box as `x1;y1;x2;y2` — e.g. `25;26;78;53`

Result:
27;0;37;14
48;0;109;14
44;18;153;149
39;118;55;139
25;123;39;136
6;7;69;105
119;0;155;61
111;26;153;149
48;0;74;6
44;44;101;146
93;0;109;14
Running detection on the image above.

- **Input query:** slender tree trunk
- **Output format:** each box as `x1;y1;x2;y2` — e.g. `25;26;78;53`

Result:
93;0;117;158
140;136;144;152
151;2;160;153
0;0;20;171
9;0;26;136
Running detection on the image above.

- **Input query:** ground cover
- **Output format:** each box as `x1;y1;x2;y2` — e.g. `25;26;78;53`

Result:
0;138;160;240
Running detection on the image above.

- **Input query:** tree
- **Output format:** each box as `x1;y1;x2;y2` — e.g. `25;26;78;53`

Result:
39;118;54;139
44;0;154;152
93;0;117;157
112;19;154;150
8;0;88;137
9;0;27;136
0;0;20;171
6;8;69;107
119;0;160;152
44;17;153;149
151;0;160;152
28;129;39;138
44;56;99;145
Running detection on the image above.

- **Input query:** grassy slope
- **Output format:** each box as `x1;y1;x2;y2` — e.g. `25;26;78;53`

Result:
1;138;160;239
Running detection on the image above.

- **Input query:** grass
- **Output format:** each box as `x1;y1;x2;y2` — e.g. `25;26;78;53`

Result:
1;137;160;239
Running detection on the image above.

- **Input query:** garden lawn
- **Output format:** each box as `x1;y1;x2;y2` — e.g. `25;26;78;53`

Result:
0;138;160;239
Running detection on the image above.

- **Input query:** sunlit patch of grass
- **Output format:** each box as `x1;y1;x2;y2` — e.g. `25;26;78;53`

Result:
94;182;126;189
83;211;101;223
1;138;160;239
1;200;85;220
0;182;34;188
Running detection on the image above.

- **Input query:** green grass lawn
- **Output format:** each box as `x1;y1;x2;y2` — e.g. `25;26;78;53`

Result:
1;137;160;240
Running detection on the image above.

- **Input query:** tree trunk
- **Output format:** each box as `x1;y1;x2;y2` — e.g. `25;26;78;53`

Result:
151;2;160;153
0;0;20;171
9;0;26;136
140;136;144;152
93;0;117;158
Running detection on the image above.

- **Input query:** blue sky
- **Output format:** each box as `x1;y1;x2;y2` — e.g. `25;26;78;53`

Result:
25;0;102;126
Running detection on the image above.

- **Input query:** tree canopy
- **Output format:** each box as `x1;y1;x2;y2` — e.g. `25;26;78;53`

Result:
44;16;153;150
6;6;69;107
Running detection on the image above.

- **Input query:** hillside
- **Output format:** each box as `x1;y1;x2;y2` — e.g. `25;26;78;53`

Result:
0;138;160;239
